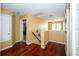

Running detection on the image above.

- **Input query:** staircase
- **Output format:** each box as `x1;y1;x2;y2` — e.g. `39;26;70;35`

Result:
32;32;41;42
32;31;46;48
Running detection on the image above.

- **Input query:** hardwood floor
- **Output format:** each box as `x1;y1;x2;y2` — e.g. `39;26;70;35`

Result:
0;41;66;56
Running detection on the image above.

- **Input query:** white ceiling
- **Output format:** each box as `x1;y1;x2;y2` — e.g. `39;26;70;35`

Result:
2;3;66;19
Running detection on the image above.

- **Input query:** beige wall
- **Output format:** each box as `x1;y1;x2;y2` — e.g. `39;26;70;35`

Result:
11;14;15;44
0;6;65;50
48;22;52;30
44;31;49;45
0;7;12;15
43;30;65;47
43;30;64;48
0;6;20;50
0;9;49;49
49;31;65;43
22;14;39;45
14;15;20;43
0;7;13;50
0;6;1;13
0;40;12;49
47;20;65;44
11;14;20;44
22;14;49;45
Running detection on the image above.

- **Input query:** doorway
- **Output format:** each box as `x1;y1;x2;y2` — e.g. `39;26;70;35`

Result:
23;20;26;42
20;19;27;42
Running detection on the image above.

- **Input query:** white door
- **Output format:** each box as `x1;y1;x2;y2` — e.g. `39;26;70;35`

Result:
20;20;23;41
1;13;12;42
65;8;70;55
75;4;79;55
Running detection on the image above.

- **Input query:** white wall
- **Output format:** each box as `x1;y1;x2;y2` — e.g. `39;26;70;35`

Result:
70;3;79;56
76;4;79;56
37;24;48;32
20;19;23;41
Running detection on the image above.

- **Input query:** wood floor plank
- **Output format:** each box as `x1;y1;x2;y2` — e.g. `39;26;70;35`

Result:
0;41;66;56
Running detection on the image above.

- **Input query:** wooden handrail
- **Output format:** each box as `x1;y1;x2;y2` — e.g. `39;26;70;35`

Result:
32;32;41;42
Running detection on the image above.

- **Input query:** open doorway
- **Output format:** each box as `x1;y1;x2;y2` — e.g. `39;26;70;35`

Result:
23;20;26;42
20;19;27;42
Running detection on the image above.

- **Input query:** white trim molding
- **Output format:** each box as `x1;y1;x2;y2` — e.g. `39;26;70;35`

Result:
0;40;22;52
26;40;33;45
0;45;13;52
41;45;45;49
49;40;65;44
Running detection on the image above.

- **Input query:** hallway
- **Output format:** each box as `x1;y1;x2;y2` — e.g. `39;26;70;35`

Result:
0;42;66;56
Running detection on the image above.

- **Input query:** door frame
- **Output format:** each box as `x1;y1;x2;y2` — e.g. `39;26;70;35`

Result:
20;18;27;42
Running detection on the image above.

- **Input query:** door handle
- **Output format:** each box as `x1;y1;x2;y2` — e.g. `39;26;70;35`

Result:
8;33;10;35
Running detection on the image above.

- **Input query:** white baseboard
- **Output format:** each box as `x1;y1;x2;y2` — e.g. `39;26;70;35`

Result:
0;40;21;52
0;40;64;52
41;45;45;49
26;41;33;45
45;41;49;45
49;40;65;44
14;40;23;44
0;45;13;51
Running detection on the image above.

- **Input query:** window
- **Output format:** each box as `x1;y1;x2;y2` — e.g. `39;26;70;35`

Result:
52;23;56;31
57;23;61;31
52;22;62;31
